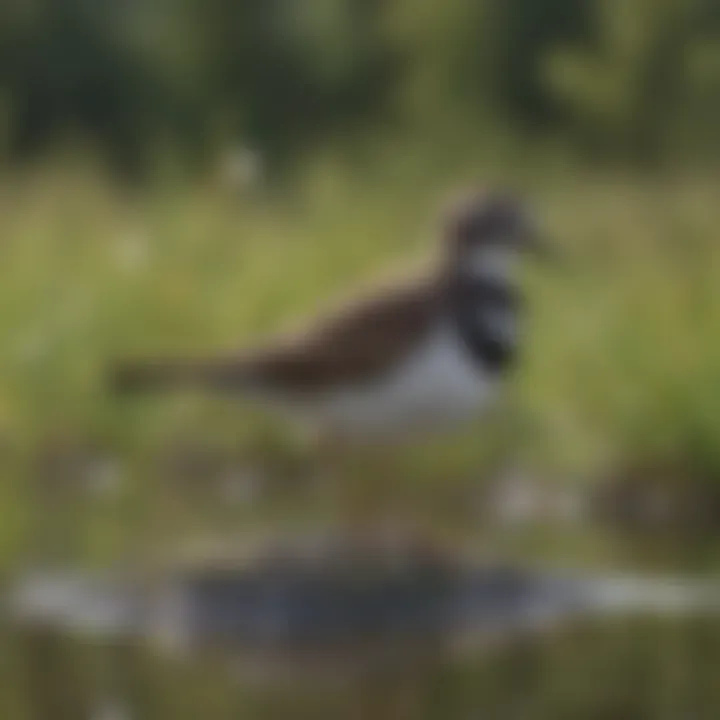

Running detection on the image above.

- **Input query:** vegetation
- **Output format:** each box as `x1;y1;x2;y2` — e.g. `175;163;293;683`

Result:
1;3;718;717
1;2;718;510
1;0;720;179
0;161;718;551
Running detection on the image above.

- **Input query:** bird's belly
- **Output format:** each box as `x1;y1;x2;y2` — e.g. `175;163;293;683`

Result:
308;325;498;437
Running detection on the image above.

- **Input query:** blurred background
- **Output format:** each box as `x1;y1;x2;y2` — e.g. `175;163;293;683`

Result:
1;0;720;718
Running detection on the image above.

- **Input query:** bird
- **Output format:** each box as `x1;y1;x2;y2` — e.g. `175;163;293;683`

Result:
112;189;547;444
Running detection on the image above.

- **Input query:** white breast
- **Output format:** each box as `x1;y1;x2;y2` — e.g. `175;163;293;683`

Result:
306;321;498;438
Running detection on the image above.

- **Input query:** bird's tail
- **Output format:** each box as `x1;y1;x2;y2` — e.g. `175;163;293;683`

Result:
110;356;250;395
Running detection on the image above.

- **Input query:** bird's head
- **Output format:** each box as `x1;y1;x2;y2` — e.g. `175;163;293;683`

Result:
442;189;548;281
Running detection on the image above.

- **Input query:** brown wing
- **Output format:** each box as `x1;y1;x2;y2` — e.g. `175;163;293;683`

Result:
111;275;442;396
240;275;442;392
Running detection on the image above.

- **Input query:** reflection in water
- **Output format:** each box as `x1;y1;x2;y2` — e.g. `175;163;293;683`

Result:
2;528;719;720
5;604;720;719
6;533;720;682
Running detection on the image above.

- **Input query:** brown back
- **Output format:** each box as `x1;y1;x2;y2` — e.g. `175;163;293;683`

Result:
240;275;442;392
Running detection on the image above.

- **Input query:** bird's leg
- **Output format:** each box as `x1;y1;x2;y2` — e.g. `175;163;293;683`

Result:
346;443;394;528
314;433;398;536
313;431;371;529
475;400;536;564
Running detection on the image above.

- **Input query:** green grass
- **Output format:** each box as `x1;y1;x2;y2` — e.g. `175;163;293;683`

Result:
2;156;720;720
521;179;720;484
0;160;719;557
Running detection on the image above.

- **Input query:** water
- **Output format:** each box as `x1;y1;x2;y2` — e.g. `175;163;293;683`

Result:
3;462;720;720
3;530;720;719
4;613;720;719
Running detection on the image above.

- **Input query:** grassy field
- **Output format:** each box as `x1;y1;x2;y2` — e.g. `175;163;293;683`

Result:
1;159;720;717
1;159;719;563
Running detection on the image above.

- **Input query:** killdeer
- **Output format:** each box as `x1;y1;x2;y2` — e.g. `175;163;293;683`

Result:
113;190;545;442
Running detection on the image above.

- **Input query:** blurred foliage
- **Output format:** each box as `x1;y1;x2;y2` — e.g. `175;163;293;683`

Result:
0;0;719;179
545;0;720;164
0;1;719;541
